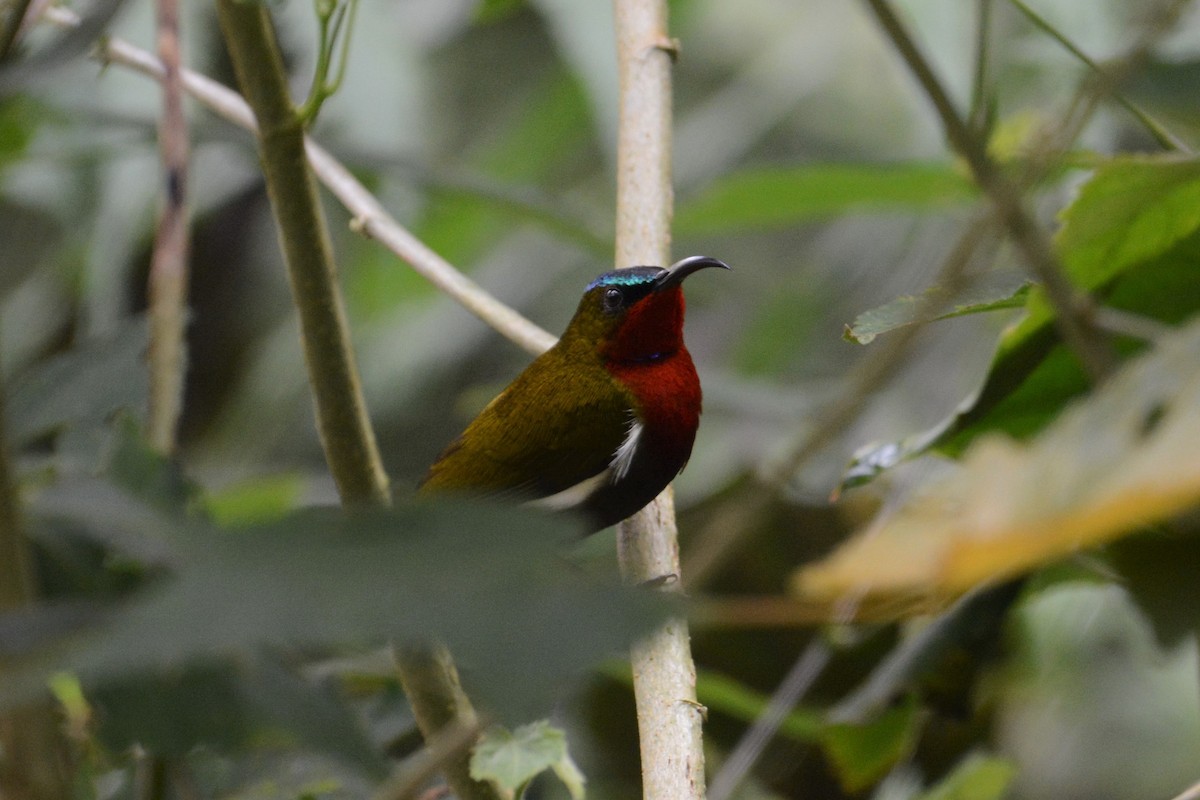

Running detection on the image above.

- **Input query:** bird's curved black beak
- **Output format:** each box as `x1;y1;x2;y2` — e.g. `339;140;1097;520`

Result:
654;256;732;291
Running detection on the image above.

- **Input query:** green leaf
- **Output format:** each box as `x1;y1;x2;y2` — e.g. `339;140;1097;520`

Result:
241;655;389;777
820;696;920;792
474;0;526;24
1109;529;1200;648
844;269;1030;345
7;318;147;450
915;752;1016;800
204;473;305;527
2;500;668;721
470;720;583;798
675;163;977;237
0;96;40;171
801;313;1200;603
1055;156;1200;284
89;661;254;758
841;156;1200;487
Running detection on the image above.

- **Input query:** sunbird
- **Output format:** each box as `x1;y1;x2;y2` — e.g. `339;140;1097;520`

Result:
422;256;730;532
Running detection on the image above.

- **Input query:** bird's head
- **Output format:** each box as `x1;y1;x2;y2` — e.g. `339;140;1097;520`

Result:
563;256;730;364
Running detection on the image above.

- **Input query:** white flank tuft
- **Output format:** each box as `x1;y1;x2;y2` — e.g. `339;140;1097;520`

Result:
611;418;643;481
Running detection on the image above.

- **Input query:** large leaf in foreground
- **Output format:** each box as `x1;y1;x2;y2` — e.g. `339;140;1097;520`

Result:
796;314;1200;605
1;499;667;719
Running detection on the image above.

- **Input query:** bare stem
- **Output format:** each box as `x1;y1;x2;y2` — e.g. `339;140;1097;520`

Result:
146;0;190;455
392;645;501;800
863;0;1116;382
371;716;483;800
613;1;705;798
215;0;389;506
213;5;504;797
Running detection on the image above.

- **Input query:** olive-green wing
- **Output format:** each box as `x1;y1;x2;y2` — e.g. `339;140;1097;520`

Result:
421;354;634;500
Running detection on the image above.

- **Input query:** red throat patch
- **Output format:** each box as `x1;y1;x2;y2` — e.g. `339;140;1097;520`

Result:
605;286;702;464
606;286;686;364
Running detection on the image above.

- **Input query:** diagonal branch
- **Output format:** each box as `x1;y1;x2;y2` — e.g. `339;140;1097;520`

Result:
863;0;1116;382
40;6;556;358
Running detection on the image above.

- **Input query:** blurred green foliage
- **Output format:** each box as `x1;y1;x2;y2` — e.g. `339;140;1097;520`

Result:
2;1;1200;799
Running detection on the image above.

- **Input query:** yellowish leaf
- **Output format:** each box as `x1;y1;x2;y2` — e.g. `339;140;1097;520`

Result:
795;315;1200;608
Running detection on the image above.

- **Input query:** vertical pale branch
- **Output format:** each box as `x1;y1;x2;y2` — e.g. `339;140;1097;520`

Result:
613;2;706;799
146;0;189;455
0;350;73;798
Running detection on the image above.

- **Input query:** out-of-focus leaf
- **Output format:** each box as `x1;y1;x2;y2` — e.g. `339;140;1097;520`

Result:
675;163;977;237
841;156;1200;487
89;662;253;758
0;97;40;171
797;314;1200;606
0;0;132;92
106;415;196;513
733;283;824;376
2;501;667;720
843;270;1030;345
7;317;147;448
471;720;583;799
475;0;526;24
241;656;389;777
204;473;305;527
820;696;920;793
916;752;1015;800
415;74;593;266
830;581;1023;723
1108;530;1200;647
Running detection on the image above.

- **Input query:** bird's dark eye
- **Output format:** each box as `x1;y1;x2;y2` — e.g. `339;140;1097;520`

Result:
603;286;623;313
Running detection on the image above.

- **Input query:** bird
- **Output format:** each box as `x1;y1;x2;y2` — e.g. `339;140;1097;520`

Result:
421;255;730;532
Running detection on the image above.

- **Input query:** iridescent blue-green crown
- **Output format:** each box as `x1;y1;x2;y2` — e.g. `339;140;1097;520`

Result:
586;267;662;291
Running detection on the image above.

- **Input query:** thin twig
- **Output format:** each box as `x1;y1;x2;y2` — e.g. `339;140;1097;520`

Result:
863;0;1116;383
41;6;556;357
1007;0;1191;153
1092;306;1174;342
967;0;993;135
613;1;706;799
0;0;34;60
216;0;390;507
145;0;190;455
707;641;832;800
371;709;482;800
